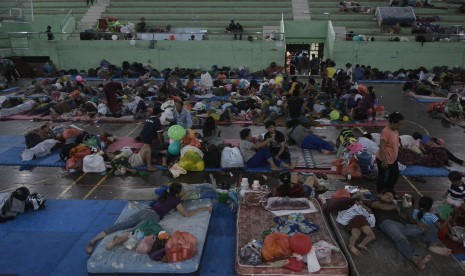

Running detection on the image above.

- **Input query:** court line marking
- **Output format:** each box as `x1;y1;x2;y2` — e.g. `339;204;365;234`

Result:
402;176;423;197
126;123;142;137
82;169;114;200
404;119;429;136
57;173;87;199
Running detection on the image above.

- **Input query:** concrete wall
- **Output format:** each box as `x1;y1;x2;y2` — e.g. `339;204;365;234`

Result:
9;40;286;72
333;41;465;71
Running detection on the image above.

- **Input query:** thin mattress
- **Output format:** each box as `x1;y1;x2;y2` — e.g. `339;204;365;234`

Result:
328;212;465;275
236;198;349;275
87;198;212;274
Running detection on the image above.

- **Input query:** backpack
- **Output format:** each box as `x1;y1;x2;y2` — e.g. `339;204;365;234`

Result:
165;231;198;262
26;193;46;211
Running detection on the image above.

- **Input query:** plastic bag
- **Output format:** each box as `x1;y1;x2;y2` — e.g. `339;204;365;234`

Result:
261;232;292;262
240;245;263;265
221;147;244;168
83;154;106;173
179;149;205;171
165;231;198;262
136;235;156;254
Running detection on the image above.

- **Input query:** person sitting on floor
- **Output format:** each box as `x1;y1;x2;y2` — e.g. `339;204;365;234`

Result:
109;145;154;175
336;195;376;256
370;191;452;271
201;116;223;147
85;183;212;254
264;121;290;161
444;171;465;227
412;196;459;243
239;128;294;171
286;119;335;155
445;93;463;120
135;105;164;171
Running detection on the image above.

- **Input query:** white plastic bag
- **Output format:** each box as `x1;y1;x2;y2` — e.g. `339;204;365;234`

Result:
83;154;106;173
200;72;213;88
221;147;244;168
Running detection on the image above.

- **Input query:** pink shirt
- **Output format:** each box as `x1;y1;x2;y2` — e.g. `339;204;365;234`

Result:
376;126;399;164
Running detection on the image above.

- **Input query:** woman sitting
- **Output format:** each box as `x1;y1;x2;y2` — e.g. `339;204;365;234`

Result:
445;93;463;120
85;183;212;254
239;128;294;171
286;119;335;155
201;116;223;147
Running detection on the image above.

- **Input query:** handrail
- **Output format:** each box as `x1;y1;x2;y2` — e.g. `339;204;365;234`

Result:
60;9;73;32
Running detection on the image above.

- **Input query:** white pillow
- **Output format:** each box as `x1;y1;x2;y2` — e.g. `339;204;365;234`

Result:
371;133;381;146
400;135;415;148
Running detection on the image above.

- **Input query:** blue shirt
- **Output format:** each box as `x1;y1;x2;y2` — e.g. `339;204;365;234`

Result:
412;209;439;225
172;108;193;129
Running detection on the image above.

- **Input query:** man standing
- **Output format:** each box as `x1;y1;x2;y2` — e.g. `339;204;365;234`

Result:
299;53;311;76
103;81;123;116
309;54;320;76
376;112;404;195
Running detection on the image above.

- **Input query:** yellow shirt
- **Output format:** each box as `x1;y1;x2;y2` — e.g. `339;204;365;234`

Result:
326;67;336;79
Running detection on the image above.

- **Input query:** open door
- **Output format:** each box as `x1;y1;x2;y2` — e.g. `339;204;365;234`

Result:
285;43;324;75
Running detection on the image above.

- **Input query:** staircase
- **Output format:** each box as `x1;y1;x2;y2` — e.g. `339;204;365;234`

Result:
292;0;311;20
69;0;110;40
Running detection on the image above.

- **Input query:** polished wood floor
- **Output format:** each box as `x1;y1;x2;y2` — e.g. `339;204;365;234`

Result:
0;83;461;202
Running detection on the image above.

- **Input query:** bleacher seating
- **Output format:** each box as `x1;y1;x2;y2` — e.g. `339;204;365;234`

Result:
101;0;293;39
308;0;465;41
32;0;87;28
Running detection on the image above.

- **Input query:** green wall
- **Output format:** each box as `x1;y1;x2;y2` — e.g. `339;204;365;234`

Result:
10;40;285;72
0;15;68;33
333;41;465;71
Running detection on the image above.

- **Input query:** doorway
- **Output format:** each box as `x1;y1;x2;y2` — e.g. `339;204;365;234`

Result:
285;43;324;75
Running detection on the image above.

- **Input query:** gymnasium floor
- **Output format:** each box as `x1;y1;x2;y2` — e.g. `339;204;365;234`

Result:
0;83;462;202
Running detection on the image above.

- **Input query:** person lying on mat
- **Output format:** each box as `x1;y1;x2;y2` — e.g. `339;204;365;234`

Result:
239;128;295;171
370;191;451;271
85;183;212;254
336;195;376;256
411;132;465;167
285;119;335;155
109;145;156;175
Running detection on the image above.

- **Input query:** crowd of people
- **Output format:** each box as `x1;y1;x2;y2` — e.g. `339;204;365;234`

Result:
2;57;464;272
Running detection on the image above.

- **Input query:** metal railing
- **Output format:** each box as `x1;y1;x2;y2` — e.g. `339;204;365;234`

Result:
59;9;74;33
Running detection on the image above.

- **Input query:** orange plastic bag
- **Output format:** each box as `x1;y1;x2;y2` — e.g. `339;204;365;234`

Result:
165;231;198;263
332;188;350;199
261;232;292;262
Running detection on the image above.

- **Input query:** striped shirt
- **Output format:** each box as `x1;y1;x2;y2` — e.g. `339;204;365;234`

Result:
412;209;439;225
447;183;465;200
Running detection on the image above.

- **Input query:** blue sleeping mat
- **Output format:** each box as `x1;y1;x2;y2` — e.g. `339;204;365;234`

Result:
0;135;65;170
400;165;449;177
376;7;416;26
87;196;212;275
